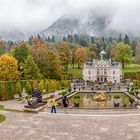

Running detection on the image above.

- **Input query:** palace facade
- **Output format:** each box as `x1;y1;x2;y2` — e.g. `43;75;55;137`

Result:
83;51;122;83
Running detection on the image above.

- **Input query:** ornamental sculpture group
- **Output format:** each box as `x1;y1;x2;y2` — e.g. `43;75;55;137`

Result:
27;88;43;107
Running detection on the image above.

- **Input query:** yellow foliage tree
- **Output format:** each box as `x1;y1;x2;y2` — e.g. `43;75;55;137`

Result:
0;54;19;80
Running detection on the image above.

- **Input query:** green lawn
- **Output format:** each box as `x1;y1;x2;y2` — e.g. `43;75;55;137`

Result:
123;64;140;73
0;114;6;123
67;68;82;78
0;104;23;113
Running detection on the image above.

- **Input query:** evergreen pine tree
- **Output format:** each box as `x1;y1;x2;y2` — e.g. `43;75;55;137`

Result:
118;34;122;42
123;34;130;45
51;35;55;42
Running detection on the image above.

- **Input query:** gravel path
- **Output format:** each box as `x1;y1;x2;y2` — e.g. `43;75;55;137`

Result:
0;109;140;140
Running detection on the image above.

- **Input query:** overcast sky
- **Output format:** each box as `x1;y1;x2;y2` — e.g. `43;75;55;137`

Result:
0;0;140;35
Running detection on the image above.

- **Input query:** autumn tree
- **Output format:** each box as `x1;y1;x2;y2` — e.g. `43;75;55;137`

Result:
31;36;48;75
57;42;72;72
23;55;42;80
75;47;88;68
45;50;62;79
115;42;132;68
13;42;30;63
0;54;19;80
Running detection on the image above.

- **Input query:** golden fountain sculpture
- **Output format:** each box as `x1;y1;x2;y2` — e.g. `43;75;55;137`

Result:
92;93;106;102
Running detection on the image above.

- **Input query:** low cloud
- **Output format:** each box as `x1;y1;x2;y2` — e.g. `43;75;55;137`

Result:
0;0;140;35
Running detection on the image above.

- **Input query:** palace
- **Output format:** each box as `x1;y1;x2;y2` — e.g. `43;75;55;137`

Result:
83;51;122;83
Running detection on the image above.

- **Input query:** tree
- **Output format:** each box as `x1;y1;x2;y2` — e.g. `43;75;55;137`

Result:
131;40;137;56
135;43;140;64
0;54;19;80
23;55;42;80
79;35;88;46
75;47;88;68
28;35;33;45
118;34;122;42
51;35;55;42
115;42;132;68
123;34;130;45
0;41;6;55
31;36;48;75
45;50;62;79
13;42;30;63
57;42;72;72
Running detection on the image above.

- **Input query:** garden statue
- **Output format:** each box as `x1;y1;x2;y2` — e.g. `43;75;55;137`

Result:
21;87;28;103
28;88;42;106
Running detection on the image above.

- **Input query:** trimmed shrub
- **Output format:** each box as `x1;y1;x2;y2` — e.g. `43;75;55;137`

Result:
113;94;121;99
38;80;45;92
25;81;32;94
60;91;67;96
129;91;135;95
124;72;137;79
133;80;140;88
19;80;26;90
73;94;80;99
15;82;22;96
0;82;2;100
0;80;71;101
5;81;13;100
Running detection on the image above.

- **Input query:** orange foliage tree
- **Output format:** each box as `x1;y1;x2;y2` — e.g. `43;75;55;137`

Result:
75;47;88;68
57;42;72;72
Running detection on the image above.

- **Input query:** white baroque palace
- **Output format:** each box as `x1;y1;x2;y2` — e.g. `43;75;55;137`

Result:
83;51;122;83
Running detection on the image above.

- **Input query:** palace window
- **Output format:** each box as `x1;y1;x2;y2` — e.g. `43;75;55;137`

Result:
104;69;107;74
113;71;115;75
88;70;91;75
97;69;99;75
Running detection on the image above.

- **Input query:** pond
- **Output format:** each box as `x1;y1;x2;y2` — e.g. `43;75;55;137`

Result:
69;93;134;108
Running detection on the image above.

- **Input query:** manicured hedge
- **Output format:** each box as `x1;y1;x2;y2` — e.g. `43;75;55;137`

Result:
124;71;140;80
0;80;71;101
133;80;140;88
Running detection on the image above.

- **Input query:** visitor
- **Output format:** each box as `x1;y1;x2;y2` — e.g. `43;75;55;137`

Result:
79;87;81;91
50;95;57;113
62;95;69;114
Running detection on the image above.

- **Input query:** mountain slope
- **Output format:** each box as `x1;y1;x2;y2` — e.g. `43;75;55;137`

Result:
40;14;120;38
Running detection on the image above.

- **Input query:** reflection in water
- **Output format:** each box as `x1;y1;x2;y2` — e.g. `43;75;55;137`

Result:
70;93;131;108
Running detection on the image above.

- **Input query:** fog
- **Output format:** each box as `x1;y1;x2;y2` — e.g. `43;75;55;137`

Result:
0;0;140;35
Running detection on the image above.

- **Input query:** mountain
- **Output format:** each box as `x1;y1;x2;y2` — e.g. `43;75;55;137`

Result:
0;25;25;41
40;14;120;39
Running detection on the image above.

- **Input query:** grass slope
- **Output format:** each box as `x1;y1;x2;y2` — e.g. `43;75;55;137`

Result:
123;64;140;73
0;114;6;123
